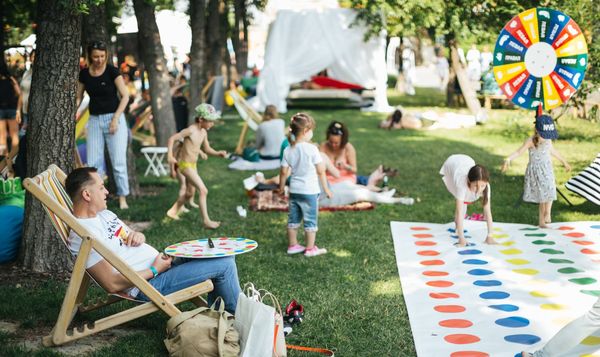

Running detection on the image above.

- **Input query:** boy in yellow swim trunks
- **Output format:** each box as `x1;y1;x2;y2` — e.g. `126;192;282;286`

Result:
166;103;228;228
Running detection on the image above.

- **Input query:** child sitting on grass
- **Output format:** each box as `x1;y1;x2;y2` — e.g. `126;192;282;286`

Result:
166;104;227;229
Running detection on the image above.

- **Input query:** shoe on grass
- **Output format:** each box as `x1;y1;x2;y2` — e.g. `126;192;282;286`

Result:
287;244;306;254
304;246;327;257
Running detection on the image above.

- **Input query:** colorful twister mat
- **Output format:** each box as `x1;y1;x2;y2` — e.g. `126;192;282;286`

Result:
493;7;588;110
391;221;600;356
165;237;257;258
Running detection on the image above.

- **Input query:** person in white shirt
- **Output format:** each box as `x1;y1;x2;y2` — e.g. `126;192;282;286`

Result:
255;105;285;160
279;113;332;257
65;167;241;312
440;154;497;247
466;44;482;82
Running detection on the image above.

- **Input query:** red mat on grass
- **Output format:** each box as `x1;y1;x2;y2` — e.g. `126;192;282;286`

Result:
249;190;375;212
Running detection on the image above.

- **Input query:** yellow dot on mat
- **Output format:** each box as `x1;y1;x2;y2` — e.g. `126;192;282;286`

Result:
493;233;509;239
530;290;557;297
506;258;530;265
513;268;539;275
493;227;503;231
501;248;523;255
581;336;600;346
540;304;566;310
501;241;516;246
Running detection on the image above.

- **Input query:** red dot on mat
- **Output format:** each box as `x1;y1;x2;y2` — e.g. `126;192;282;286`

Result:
564;232;585;238
581;248;599;254
434;305;465;313
414;233;434;239
430;292;460;299
439;319;473;328
427;280;454;287
411;226;430;231
558;226;574;230
451;352;489;357
444;334;481;344
420;260;445;266
573;240;594;246
415;241;436;246
423;271;448;276
418;250;440;256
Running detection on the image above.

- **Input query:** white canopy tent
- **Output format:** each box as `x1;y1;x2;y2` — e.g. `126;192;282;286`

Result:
253;9;391;113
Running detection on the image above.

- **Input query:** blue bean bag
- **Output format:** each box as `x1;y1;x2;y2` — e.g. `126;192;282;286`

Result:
0;178;25;264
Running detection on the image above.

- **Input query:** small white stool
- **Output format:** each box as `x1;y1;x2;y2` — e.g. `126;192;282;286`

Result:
141;146;168;177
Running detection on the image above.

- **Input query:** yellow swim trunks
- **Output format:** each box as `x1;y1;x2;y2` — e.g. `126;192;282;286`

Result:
178;161;197;171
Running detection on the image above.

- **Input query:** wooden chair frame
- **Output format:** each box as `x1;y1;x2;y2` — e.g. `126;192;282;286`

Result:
0;145;18;177
23;165;213;347
230;89;263;155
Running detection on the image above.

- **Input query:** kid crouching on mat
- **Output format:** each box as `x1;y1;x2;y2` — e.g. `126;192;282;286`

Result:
166;103;227;229
440;154;497;247
279;113;333;257
502;113;571;228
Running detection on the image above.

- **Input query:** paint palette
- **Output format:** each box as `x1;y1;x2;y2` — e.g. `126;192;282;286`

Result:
164;237;257;258
391;221;600;356
493;7;588;110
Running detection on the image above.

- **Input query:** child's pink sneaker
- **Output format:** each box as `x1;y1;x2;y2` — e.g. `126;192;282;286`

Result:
287;244;306;255
304;246;327;257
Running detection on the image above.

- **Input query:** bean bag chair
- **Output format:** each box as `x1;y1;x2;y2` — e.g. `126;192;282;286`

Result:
0;178;25;263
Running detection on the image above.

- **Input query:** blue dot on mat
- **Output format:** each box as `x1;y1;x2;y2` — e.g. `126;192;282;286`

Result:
480;291;510;299
468;269;493;276
458;249;482;255
591;225;600;229
451;234;472;239
504;334;541;345
448;228;468;233
496;316;530;328
474;280;502;287
489;304;519;312
463;259;488;265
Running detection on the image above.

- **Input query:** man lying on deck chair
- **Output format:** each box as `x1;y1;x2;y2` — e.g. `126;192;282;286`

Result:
65;167;241;312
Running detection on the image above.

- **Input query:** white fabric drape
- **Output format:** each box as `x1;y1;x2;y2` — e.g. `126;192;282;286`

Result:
255;9;390;112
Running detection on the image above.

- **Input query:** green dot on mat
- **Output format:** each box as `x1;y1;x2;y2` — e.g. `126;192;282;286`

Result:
558;267;584;274
520;228;540;231
525;233;547;237
540;249;564;255
548;258;574;264
581;290;600;297
569;277;597;285
532;240;555;245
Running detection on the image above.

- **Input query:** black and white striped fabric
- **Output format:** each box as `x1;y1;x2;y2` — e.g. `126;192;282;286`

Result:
565;153;600;205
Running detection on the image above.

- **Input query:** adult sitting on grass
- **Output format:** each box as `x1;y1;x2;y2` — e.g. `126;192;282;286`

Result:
255;105;285;160
65;167;241;313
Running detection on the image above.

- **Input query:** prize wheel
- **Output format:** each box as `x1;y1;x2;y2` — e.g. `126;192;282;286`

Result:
493;7;588;110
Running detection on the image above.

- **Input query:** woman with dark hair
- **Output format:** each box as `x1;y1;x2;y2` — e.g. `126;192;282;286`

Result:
77;41;130;209
320;121;386;191
379;106;422;130
440;154;497;247
0;61;22;156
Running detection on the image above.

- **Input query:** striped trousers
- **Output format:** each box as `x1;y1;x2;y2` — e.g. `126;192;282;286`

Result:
87;113;130;196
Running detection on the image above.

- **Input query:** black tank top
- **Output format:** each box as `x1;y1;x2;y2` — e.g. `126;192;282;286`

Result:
0;76;18;110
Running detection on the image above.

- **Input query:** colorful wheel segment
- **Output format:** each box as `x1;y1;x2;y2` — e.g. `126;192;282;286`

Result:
493;7;588;110
164;237;258;258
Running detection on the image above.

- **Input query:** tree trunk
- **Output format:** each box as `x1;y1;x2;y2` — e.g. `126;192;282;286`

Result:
206;0;222;77
132;0;176;147
220;0;231;83
83;2;140;197
19;0;81;273
448;40;484;120
233;0;248;75
0;4;6;69
188;0;207;124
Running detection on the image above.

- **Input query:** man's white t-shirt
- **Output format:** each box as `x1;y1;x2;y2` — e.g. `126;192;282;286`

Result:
440;154;489;203
281;142;322;195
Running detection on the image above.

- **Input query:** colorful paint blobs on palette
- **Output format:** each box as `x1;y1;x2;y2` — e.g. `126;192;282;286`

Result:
569;277;597;285
489;304;519;312
512;268;539;275
448;228;468;233
444;334;481;344
581;336;600;345
435;305;466;313
463;259;488;265
532;240;555;245
500;248;523;255
415;241;436;246
423;270;448;277
530;291;557;298
501;241;516;247
474;280;502;287
468;269;494;276
540;248;564;255
458;249;482;255
580;290;600;297
558;267;584;274
540;304;566;310
504;334;541;345
480;291;510;299
492;233;509;239
439;319;473;328
506;259;531;265
427;280;454;288
450;352;489;357
420;260;445;266
548;258;574;264
557;226;574;230
430;292;460;299
495;316;530;328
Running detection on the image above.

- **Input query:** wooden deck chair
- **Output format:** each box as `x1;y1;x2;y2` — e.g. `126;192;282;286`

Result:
131;105;156;146
23;165;213;347
0;146;19;178
230;89;263;154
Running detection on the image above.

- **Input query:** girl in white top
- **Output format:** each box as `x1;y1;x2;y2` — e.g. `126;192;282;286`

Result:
440;154;497;247
279;113;332;257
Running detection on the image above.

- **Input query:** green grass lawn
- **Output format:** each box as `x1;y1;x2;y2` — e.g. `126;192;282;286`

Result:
1;89;599;356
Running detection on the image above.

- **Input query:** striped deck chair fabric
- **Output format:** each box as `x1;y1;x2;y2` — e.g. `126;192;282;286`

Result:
565;153;600;205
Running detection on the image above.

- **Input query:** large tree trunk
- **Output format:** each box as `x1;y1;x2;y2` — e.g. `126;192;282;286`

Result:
233;0;248;75
188;0;207;124
132;0;176;147
205;0;222;77
19;0;81;273
448;40;485;120
0;4;6;69
82;3;140;197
